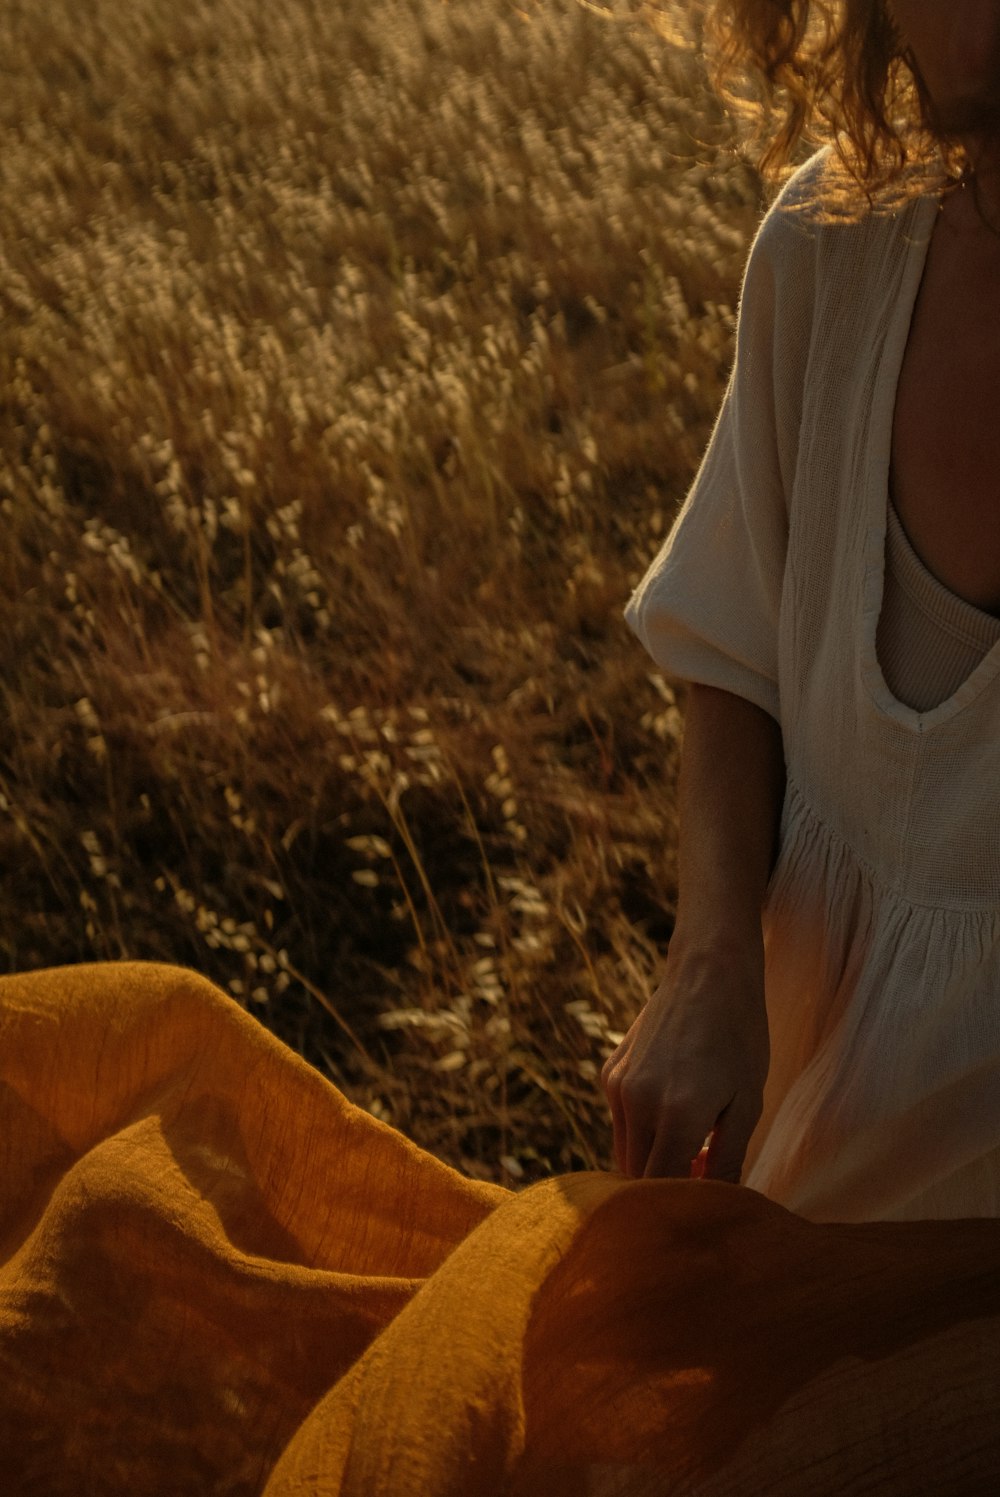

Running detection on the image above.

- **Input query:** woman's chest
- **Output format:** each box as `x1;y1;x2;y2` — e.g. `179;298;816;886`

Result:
890;216;1000;615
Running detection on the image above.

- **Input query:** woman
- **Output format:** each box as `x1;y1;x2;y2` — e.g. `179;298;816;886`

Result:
601;0;1000;1221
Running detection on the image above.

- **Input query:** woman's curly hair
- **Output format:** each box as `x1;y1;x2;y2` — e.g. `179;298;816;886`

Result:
701;0;968;211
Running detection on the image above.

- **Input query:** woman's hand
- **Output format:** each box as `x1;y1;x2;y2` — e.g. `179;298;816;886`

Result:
600;932;769;1182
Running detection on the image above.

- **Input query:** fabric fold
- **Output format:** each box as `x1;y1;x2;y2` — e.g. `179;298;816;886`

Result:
2;961;1000;1495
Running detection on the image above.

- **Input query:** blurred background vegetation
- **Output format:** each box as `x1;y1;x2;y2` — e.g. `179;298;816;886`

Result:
0;0;763;1186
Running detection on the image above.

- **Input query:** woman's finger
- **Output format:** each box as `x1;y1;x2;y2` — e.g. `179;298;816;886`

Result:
702;1094;762;1183
642;1110;712;1179
623;1110;658;1179
605;1077;628;1174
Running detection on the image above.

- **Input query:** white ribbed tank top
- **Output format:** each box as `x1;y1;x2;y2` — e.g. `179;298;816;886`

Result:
876;499;1000;713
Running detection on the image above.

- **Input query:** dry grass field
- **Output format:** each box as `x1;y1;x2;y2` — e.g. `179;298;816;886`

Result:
0;0;767;1186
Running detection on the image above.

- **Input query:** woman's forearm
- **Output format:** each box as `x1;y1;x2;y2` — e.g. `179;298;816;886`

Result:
671;682;786;954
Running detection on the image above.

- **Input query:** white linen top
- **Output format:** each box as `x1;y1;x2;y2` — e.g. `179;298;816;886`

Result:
625;146;1000;1223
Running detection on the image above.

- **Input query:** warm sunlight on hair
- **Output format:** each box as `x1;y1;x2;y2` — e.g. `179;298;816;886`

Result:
689;0;986;211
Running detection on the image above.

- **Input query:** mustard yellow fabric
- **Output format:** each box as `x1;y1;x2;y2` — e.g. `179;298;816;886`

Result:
2;961;1000;1494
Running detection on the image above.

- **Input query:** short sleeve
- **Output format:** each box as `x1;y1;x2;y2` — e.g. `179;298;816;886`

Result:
624;152;824;724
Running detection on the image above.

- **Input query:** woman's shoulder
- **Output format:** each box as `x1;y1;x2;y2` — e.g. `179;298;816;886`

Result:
772;146;837;213
739;149;831;306
747;145;931;309
731;150;831;340
753;147;839;259
759;144;937;248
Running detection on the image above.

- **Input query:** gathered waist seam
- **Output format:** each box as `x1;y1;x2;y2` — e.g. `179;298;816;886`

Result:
779;775;1000;917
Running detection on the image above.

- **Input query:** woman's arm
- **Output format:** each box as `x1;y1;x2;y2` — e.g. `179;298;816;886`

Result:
600;681;786;1181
